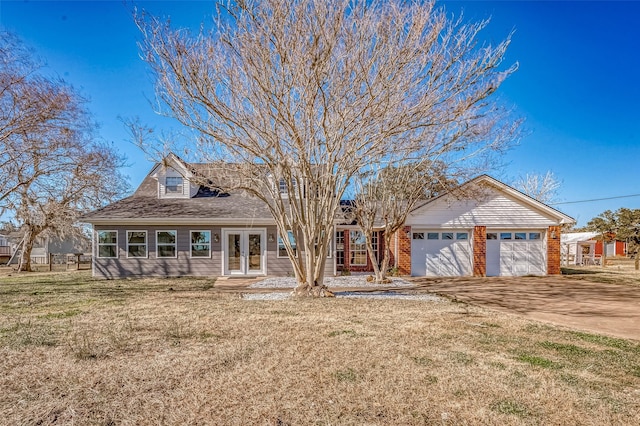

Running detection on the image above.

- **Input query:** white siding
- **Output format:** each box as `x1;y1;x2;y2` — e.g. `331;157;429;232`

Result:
407;192;559;228
157;167;193;199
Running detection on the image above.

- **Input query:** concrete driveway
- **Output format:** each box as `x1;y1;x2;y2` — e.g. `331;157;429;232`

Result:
409;276;640;341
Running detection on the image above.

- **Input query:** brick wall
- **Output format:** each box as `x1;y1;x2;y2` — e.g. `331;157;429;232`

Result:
547;225;561;275
473;225;486;277
397;226;411;275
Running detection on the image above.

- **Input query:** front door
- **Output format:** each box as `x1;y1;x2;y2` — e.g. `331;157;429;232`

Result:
223;229;266;275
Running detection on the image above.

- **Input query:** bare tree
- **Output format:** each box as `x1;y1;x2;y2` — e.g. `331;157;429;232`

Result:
136;0;519;296
351;161;458;283
512;171;560;204
0;34;129;271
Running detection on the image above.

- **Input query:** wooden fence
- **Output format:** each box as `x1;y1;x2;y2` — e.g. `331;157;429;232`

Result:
47;253;92;271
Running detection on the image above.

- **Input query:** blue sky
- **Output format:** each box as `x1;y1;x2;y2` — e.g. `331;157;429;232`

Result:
2;0;639;226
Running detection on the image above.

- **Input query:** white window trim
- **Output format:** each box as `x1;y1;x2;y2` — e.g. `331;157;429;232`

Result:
349;230;367;266
335;230;345;266
126;230;148;259
97;230;118;259
190;230;212;259
277;230;298;259
165;176;184;195
156;230;178;259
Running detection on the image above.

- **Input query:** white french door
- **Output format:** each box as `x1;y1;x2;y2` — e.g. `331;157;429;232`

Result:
223;229;266;275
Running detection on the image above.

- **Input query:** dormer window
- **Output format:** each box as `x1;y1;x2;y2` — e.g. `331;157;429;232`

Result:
165;176;183;194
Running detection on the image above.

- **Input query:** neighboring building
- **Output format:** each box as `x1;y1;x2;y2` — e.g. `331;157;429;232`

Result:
595;239;627;258
0;234;11;264
82;155;575;279
561;232;600;265
561;232;628;266
2;231;90;266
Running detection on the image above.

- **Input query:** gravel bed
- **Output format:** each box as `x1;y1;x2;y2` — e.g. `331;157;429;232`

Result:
334;291;446;301
249;275;415;289
242;292;291;301
242;291;446;302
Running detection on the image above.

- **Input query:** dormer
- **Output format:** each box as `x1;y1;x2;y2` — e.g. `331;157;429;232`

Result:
265;171;302;199
149;153;200;199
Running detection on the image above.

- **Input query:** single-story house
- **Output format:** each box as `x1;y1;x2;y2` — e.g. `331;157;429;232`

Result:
82;155;575;279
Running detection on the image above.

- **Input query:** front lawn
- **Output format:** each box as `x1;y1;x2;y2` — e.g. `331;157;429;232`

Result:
1;271;638;424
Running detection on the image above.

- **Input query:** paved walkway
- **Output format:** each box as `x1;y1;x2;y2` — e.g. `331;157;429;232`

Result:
408;276;640;341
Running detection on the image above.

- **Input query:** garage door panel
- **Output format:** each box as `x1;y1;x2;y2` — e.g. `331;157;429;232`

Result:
412;230;471;277
488;230;547;277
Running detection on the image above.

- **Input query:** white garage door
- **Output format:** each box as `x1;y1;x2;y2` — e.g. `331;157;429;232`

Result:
486;231;546;276
411;230;472;276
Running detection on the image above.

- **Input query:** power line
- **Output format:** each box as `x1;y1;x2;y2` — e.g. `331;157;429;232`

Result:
550;193;640;205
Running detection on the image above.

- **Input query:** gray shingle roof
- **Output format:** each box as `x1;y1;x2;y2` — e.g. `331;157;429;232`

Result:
81;175;273;222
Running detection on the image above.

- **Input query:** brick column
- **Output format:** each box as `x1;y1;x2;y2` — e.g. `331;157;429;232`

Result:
397;226;412;275
473;226;487;277
547;226;561;275
343;230;350;271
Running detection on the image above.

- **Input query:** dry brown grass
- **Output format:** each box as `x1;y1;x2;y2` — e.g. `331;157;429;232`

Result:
562;257;640;287
1;271;639;425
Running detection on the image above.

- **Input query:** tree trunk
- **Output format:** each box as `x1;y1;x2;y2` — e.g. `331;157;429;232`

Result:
635;248;639;271
292;244;334;297
20;233;34;272
365;232;387;284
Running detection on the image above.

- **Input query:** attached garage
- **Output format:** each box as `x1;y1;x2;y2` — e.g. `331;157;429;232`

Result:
411;230;472;276
486;231;546;276
404;175;574;277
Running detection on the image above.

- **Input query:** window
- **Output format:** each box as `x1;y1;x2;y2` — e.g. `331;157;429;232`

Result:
191;231;211;258
427;232;439;240
165;176;183;194
413;233;425;240
515;232;526;240
336;231;345;266
277;230;297;258
349;230;367;266
486;233;498;240
278;177;298;196
442;232;454;240
314;231;332;259
127;231;147;258
97;230;117;258
456;232;469;240
157;231;177;257
371;231;379;256
529;232;541;240
500;232;512;240
156;231;178;257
